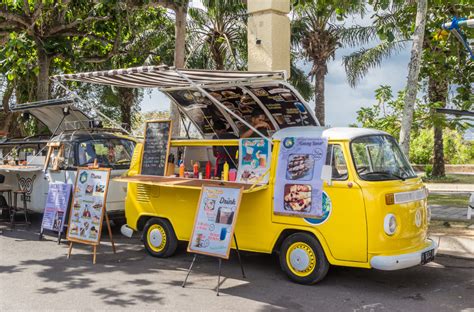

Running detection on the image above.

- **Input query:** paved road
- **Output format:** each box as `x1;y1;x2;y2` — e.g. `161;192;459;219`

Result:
1;217;473;312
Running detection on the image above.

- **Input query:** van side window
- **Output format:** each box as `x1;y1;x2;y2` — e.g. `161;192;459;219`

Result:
326;145;348;180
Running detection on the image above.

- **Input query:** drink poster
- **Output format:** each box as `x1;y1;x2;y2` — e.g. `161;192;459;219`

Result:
188;185;243;259
66;168;111;245
274;137;328;218
141;120;172;176
41;183;72;233
237;138;271;184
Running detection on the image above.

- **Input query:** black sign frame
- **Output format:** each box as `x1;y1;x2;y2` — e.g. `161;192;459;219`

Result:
140;120;172;176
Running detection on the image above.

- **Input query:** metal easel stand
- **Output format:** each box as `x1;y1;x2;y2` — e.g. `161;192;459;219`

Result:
182;234;246;296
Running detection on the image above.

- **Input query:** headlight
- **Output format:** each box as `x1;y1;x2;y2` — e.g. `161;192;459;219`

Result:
384;214;397;235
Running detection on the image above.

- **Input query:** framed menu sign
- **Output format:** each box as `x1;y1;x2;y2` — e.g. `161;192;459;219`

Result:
40;183;72;241
141;120;172;176
188;185;243;259
66;167;111;245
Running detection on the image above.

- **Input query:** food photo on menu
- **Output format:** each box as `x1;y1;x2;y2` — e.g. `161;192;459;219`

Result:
286;154;315;181
284;184;312;212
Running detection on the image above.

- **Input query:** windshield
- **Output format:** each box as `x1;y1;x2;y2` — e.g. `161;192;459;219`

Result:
77;139;135;169
351;135;416;181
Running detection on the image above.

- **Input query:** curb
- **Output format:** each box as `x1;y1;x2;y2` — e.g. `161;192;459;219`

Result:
429;234;474;259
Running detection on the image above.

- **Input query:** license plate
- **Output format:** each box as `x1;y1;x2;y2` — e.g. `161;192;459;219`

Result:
421;249;435;265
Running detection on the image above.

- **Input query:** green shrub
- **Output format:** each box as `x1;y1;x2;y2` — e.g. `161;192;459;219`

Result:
425;164;433;178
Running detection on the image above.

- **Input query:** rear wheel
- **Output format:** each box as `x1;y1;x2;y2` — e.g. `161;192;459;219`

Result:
143;218;178;258
279;232;329;285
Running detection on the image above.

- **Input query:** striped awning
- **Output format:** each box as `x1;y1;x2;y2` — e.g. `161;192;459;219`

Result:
51;66;287;89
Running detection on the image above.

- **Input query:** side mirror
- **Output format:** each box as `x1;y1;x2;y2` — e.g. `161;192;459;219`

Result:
321;165;332;184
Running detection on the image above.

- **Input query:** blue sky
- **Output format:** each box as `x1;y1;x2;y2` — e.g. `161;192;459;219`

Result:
139;3;413;127
139;46;412;127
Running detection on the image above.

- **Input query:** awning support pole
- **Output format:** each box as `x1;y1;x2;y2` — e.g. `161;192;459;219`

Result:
174;69;271;143
52;79;132;136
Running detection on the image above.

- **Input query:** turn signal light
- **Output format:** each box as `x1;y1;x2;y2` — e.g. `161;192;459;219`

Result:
385;193;395;205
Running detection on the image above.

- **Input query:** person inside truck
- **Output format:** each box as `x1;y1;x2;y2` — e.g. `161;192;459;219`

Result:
212;123;238;177
241;109;272;138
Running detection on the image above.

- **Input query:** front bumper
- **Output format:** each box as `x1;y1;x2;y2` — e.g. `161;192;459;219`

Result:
370;239;438;271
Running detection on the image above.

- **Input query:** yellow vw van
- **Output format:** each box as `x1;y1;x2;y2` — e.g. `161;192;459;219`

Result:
121;126;435;284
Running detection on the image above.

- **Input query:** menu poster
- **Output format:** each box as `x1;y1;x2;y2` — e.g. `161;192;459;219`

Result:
41;183;72;233
237;138;271;184
141;120;172;176
274;137;328;218
67;168;111;245
188;185;243;259
250;85;317;128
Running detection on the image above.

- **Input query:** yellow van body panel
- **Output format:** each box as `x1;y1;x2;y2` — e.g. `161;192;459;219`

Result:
124;138;430;269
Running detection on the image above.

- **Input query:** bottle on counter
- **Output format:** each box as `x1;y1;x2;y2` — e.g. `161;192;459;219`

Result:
193;161;199;178
223;161;229;181
179;162;185;178
205;161;211;179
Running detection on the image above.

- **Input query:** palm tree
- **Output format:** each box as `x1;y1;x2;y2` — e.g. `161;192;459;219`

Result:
291;0;365;125
186;1;247;70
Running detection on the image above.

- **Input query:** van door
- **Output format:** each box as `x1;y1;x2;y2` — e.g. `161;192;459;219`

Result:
322;144;367;262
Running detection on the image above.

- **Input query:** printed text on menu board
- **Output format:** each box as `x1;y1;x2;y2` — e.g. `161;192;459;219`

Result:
188;186;243;259
41;183;72;233
67;168;110;245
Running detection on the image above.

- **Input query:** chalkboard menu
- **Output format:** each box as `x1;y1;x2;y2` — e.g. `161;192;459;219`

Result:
141;120;172;176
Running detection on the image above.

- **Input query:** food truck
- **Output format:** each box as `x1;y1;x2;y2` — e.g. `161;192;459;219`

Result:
0;98;136;220
53;66;436;284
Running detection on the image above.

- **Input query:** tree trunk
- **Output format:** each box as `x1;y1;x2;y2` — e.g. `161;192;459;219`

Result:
37;45;51;101
429;78;448;178
314;67;326;126
398;0;427;156
118;88;135;131
170;3;188;138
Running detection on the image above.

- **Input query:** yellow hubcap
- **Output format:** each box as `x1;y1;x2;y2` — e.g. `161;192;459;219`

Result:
147;224;167;252
286;242;316;277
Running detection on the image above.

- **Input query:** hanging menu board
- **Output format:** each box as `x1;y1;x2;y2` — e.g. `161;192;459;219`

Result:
141;120;172;176
41;183;72;233
249;85;317;128
188;185;243;259
66;168;111;245
274;137;328;218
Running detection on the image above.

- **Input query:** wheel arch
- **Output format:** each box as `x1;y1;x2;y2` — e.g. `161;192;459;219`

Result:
272;227;334;262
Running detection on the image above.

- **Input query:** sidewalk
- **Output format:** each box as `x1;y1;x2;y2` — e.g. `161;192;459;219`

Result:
429;221;474;259
429;205;472;222
425;183;474;193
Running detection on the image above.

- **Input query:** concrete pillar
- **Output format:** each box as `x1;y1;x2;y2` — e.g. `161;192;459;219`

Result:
247;0;291;76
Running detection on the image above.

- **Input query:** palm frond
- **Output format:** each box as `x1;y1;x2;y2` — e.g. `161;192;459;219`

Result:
343;40;408;87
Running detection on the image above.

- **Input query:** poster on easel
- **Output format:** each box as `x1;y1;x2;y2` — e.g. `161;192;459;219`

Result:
66;167;113;253
273;137;328;218
40;183;72;242
187;185;243;259
236;138;271;184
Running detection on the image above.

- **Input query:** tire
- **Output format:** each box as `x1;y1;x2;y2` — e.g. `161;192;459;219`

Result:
142;218;178;258
279;232;329;285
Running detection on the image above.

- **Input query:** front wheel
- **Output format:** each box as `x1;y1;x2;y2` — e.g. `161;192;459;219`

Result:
279;233;329;284
143;218;178;258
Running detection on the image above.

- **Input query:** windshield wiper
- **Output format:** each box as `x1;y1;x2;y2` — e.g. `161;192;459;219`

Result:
362;171;405;181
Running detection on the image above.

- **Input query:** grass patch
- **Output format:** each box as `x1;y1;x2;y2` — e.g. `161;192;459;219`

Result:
422;174;474;184
428;193;469;207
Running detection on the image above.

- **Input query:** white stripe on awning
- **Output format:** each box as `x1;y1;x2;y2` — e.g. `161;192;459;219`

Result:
51;66;286;89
